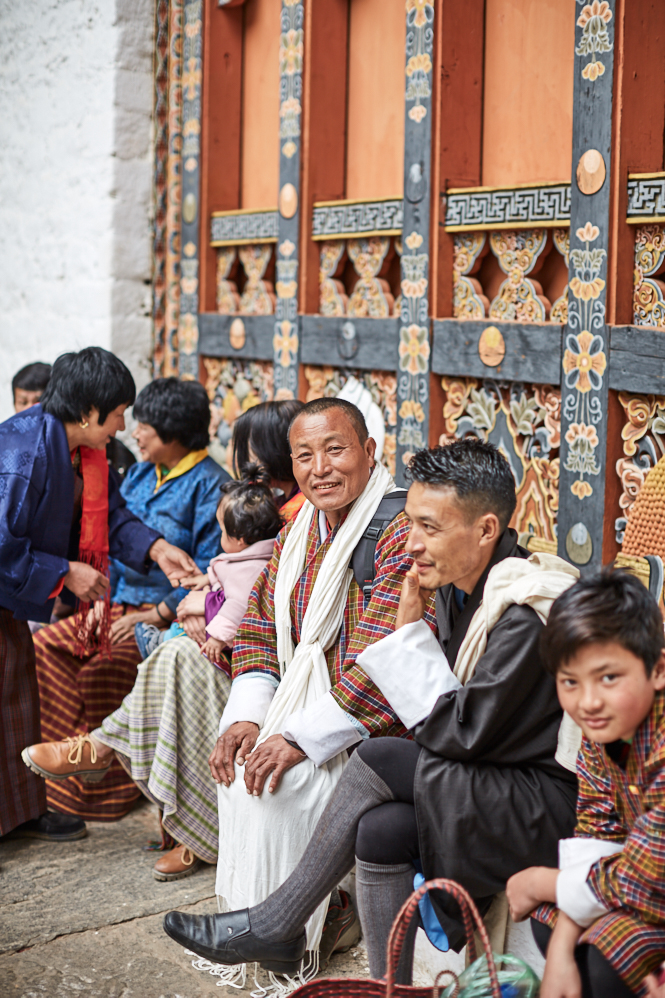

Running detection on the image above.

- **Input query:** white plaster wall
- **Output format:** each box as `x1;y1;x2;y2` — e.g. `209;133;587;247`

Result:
0;0;154;425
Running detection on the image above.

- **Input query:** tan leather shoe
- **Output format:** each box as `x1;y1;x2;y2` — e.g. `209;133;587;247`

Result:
22;734;113;784
153;844;203;882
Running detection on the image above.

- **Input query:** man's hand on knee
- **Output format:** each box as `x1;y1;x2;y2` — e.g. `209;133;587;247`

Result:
243;734;306;796
209;721;260;787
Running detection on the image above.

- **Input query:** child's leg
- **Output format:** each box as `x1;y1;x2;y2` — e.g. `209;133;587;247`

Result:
530;919;635;998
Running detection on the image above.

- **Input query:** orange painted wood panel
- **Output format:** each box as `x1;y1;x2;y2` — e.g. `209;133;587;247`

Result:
346;0;405;200
482;0;575;186
241;0;281;209
300;0;349;314
608;0;665;326
199;4;243;313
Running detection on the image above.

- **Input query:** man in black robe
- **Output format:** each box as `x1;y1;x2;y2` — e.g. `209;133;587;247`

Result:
162;440;579;981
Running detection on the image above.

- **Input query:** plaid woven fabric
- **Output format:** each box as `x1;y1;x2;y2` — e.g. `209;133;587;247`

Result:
231;508;437;735
535;690;665;993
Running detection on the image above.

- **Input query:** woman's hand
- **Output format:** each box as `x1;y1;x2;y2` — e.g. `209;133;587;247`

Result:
181;614;207;645
395;565;434;630
180;573;210;591
110;605;172;645
209;721;260;786
200;635;227;665
177;591;207;618
179;573;210;591
149;538;199;585
64;562;110;601
506;867;557;922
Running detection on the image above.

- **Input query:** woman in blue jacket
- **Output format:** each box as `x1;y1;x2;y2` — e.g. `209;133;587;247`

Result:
0;348;197;842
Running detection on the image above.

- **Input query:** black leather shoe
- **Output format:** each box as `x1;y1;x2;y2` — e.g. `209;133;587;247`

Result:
5;811;87;842
163;908;307;974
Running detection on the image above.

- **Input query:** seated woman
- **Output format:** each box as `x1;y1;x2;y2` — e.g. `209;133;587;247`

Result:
31;377;228;822
232;399;305;520
24;400;305;879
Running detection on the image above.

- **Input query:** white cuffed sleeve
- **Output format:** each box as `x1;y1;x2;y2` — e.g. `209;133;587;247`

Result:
555;837;625;927
218;672;279;736
356;619;461;729
282;691;365;767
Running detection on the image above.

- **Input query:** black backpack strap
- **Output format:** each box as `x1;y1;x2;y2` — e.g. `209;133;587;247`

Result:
351;490;408;603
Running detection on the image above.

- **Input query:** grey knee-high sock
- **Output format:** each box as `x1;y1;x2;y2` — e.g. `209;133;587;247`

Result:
249;752;393;942
355;859;416;983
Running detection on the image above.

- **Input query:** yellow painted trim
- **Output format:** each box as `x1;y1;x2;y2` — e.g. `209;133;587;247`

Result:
628;172;665;181
446;180;570;195
626;216;665;225
313;196;403;208
210;207;277;219
311;229;402;241
211;237;278;246
445;219;569;233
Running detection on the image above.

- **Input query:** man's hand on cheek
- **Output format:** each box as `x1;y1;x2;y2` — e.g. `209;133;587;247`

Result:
395;565;434;630
243;734;306;796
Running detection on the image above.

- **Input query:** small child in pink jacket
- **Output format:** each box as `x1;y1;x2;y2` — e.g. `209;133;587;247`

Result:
135;471;282;671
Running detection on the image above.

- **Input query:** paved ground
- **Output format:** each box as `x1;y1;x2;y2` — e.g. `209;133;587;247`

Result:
0;801;370;998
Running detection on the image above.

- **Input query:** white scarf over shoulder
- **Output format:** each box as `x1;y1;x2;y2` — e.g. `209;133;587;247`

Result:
216;461;396;951
453;551;583;771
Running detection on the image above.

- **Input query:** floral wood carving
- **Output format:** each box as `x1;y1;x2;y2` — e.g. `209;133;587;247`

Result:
304;365;397;477
216;247;240;314
576;0;613;83
453;233;489;320
550;228;570;324
319;241;347;316
633;224;665;328
614;392;665;545
440;377;561;543
562;222;608;500
347;238;395;317
488;230;551;322
238;245;276;315
203;357;275;474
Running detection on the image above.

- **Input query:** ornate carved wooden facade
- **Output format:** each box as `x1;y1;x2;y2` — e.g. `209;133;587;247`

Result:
152;0;665;573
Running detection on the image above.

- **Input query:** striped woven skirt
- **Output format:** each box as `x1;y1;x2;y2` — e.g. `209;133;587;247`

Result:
33;604;145;820
96;635;231;863
0;609;47;834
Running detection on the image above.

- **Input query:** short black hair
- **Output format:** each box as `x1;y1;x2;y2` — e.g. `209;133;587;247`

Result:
541;569;665;677
406;440;516;531
289;397;368;446
232;400;304;481
12;362;52;396
40;347;136;424
133;377;211;451
220;464;284;546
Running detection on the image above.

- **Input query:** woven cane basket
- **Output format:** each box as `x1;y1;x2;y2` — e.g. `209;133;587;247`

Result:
292;879;501;998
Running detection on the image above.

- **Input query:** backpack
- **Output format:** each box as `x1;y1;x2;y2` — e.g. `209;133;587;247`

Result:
351;490;408;603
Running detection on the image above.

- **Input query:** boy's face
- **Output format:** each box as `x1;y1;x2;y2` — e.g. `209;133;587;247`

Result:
557;641;665;743
14;388;43;412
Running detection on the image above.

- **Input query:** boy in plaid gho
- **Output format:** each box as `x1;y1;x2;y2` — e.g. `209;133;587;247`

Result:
507;570;665;998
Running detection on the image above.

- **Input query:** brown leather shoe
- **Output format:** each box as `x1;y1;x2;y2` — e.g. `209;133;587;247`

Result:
22;734;113;784
153;844;203;882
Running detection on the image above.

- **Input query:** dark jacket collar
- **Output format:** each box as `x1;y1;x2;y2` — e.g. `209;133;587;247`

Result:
436;528;528;666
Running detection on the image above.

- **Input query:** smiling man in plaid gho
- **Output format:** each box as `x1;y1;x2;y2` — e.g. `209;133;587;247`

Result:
205;396;416;970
